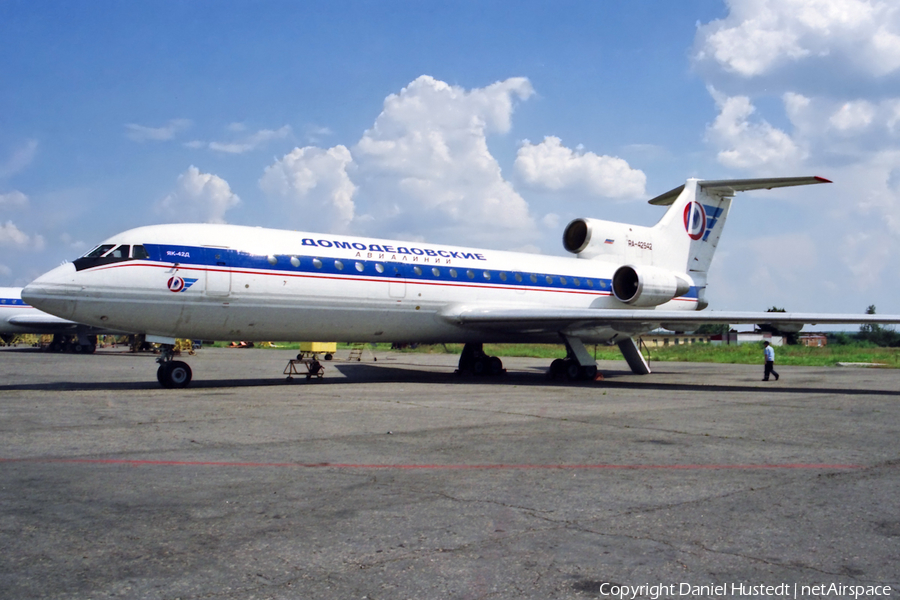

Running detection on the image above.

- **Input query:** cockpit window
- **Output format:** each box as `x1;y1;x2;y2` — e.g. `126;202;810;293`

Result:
107;245;130;258
84;244;115;258
74;243;150;271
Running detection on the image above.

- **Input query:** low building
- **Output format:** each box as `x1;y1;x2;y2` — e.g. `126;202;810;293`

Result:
798;334;827;347
639;331;714;348
708;332;784;346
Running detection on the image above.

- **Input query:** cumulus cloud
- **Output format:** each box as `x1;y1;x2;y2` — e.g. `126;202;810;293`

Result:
706;88;806;170
694;0;900;78
259;145;357;233
515;136;646;198
0;221;44;249
779;93;900;157
0;140;38;179
351;75;537;245
157;166;240;224
829;101;877;132
126;119;192;142
259;75;542;247
0;190;28;208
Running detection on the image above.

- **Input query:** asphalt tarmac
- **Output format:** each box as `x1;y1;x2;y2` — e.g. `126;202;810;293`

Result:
1;346;898;599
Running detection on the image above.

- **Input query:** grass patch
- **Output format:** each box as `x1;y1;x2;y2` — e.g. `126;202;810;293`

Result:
207;340;900;368
643;342;900;367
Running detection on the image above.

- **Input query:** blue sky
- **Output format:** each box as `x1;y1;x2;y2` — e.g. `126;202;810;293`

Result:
3;0;900;317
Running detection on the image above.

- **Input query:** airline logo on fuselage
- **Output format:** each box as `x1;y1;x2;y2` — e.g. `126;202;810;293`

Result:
683;203;723;242
167;277;198;293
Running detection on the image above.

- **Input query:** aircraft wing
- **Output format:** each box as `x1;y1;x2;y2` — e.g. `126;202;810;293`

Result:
443;307;900;333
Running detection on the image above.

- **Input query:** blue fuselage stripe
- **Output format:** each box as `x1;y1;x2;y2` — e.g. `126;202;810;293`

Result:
86;244;700;301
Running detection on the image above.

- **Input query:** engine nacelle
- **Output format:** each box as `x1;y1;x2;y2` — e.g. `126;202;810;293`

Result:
612;264;692;307
563;217;647;260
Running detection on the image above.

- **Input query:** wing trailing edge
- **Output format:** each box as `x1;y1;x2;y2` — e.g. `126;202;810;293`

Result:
444;307;900;334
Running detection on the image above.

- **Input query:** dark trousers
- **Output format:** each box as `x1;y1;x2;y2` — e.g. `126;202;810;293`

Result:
764;361;778;380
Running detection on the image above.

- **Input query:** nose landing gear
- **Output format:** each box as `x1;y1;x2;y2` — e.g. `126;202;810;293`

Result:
156;344;193;388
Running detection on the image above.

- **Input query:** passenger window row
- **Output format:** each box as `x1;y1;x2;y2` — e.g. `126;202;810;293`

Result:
296;256;608;290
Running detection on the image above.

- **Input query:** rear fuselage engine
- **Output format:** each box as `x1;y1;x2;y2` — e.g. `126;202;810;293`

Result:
563;217;693;307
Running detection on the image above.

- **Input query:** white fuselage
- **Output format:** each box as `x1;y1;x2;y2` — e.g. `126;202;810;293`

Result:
0;288;39;335
22;224;701;344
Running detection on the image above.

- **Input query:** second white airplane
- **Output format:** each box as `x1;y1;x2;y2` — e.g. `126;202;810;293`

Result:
22;176;900;387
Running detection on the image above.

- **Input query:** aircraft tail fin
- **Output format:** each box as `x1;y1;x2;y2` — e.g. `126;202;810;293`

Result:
561;176;830;308
648;176;830;279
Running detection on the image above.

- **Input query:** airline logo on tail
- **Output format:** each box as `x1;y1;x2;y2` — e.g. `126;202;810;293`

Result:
683;203;724;242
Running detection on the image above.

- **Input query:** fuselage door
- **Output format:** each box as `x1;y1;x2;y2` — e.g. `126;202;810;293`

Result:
204;246;231;298
388;264;406;299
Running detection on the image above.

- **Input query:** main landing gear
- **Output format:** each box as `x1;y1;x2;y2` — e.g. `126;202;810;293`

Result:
548;334;600;381
156;344;193;388
548;357;598;381
457;342;505;376
44;333;97;354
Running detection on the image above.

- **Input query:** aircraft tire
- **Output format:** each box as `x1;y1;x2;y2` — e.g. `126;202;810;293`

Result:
549;358;566;379
580;365;598;380
488;356;503;375
472;356;490;376
472;357;487;376
159;361;193;388
564;359;581;380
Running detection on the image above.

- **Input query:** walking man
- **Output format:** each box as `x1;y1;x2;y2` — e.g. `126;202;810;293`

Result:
762;341;779;381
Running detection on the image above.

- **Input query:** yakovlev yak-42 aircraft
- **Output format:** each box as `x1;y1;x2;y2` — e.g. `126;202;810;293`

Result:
22;176;900;388
1;287;116;352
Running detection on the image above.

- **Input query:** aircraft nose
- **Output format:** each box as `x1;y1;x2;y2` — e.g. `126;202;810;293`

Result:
22;262;79;318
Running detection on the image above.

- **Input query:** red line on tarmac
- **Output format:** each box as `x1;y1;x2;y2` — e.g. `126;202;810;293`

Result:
0;458;864;470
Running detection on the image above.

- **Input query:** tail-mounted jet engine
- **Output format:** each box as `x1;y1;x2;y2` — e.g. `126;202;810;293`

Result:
563;217;693;307
611;264;692;307
563;217;634;259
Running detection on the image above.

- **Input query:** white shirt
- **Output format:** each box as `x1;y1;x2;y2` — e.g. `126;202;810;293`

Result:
764;345;775;361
